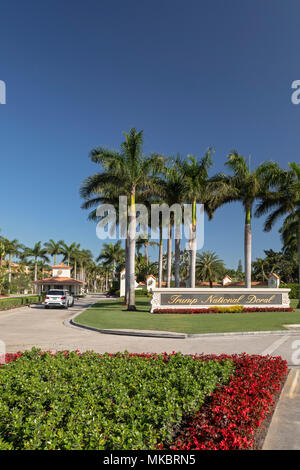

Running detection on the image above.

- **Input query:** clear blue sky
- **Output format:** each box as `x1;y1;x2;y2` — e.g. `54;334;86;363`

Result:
0;0;299;269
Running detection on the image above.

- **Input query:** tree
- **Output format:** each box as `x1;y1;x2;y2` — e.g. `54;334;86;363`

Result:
3;238;24;294
80;127;163;310
255;162;300;305
196;251;225;288
61;242;81;267
24;242;49;289
177;150;215;287
212;152;280;288
153;164;187;287
44;239;63;265
96;241;124;281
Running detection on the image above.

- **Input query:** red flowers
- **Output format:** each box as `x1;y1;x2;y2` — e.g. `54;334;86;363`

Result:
165;354;288;450
153;307;294;314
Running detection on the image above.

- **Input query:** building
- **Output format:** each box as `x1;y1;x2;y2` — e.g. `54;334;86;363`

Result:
33;263;84;295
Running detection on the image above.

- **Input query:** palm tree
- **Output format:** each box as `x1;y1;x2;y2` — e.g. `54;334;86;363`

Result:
61;242;81;267
212;152;280;288
196;251;225;288
154;165;187;287
96;241;124;281
177;150;215;288
255;162;300;306
80;128;163;310
76;249;93;283
4;239;24;294
44;239;63;265
24;242;49;289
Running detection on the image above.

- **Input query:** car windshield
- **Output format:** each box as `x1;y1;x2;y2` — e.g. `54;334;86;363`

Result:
47;290;65;295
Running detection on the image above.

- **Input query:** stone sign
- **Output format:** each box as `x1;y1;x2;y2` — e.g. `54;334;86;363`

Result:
150;287;290;312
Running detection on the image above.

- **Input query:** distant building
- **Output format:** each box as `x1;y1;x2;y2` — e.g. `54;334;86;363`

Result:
33;263;84;295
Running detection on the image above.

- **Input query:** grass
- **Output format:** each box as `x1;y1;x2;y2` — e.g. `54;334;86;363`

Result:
74;297;300;335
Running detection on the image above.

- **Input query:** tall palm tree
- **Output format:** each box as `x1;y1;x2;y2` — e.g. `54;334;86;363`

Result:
255;162;300;306
4;239;24;294
80;128;163;310
61;242;81;267
96;241;124;281
212;152;280;288
153;165;187;287
177;150;215;288
24;242;49;289
44;239;63;265
196;251;225;288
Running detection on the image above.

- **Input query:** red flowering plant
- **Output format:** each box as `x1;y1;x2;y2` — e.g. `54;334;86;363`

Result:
162;354;288;450
153;307;294;314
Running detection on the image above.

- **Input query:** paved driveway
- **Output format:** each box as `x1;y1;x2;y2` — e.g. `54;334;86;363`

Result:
0;294;300;366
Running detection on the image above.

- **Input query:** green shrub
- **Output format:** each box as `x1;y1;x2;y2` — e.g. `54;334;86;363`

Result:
279;283;299;299
135;289;148;296
0;349;234;450
0;295;43;311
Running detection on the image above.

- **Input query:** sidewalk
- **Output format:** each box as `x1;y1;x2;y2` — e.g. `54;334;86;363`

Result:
263;369;300;450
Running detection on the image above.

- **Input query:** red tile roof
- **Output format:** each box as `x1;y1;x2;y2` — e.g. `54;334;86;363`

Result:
33;277;84;285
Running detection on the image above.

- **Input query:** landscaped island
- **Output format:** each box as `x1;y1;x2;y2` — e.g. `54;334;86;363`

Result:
0;349;288;450
74;296;300;335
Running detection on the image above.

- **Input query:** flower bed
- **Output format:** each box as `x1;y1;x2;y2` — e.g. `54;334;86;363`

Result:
153;307;294;314
0;350;287;450
163;354;288;450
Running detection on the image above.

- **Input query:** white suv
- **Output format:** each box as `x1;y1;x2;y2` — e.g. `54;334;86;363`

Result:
44;289;74;309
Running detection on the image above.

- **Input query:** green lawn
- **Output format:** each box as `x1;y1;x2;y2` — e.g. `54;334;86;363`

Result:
74;297;300;334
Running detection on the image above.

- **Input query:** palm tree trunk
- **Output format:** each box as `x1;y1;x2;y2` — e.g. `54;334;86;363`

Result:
158;223;163;288
297;228;300;308
8;254;12;294
125;235;129;304
175;237;180;287
105;271;108;291
190;199;197;288
167;222;172;288
128;191;136;310
144;243;148;265
74;261;77;279
244;207;252;288
34;260;38;293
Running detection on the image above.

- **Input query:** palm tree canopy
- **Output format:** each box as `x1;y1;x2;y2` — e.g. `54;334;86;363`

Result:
255;161;300;231
196;251;225;283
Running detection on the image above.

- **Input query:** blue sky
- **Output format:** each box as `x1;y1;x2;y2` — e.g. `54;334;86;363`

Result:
0;0;299;269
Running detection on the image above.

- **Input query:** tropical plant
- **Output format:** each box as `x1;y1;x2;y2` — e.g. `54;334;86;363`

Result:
196;251;225;287
255;162;300;305
96;241;124;281
44;239;64;265
212;152;280;288
177;150;215;287
24;242;50;288
80;128;164;310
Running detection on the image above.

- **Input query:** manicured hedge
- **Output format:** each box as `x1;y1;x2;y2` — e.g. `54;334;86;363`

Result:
0;295;44;311
0;349;233;450
280;283;299;299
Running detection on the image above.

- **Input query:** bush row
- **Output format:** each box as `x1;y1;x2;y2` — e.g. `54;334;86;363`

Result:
153;306;294;314
164;354;288;450
0;349;234;450
0;295;44;311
